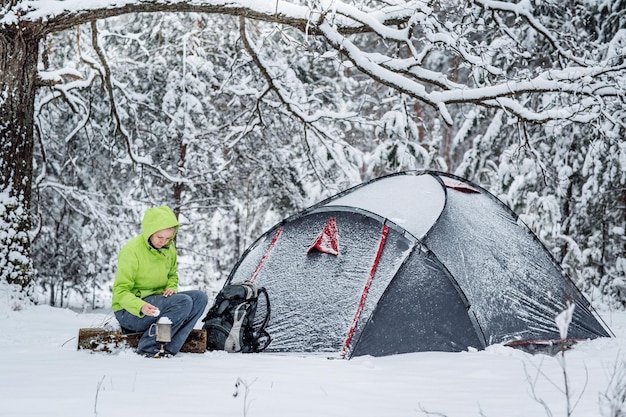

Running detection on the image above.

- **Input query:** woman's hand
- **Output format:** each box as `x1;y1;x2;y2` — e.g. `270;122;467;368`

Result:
141;303;160;317
163;288;176;297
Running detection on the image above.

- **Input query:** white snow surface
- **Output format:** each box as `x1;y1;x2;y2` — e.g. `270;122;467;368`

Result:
1;283;625;417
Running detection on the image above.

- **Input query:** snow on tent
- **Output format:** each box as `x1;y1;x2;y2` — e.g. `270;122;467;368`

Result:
224;171;611;358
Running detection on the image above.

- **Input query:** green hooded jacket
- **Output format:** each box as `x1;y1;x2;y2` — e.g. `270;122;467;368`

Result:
111;206;180;317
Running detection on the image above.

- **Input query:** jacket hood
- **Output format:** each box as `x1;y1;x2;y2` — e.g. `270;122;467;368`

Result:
141;206;179;243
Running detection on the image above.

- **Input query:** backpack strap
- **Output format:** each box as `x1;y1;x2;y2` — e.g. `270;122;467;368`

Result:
225;303;250;352
255;287;271;333
241;281;259;300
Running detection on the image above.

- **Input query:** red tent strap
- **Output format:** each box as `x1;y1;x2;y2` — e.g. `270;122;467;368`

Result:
340;224;389;358
250;227;283;283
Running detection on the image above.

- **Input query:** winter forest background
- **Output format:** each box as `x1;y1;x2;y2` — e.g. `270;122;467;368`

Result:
1;0;624;311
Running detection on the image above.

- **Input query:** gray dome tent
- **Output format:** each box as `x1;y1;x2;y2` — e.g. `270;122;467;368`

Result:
224;171;611;358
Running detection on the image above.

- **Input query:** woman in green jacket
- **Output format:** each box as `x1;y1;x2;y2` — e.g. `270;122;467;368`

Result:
112;205;208;357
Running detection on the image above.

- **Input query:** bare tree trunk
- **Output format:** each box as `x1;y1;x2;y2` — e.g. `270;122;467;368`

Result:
173;132;187;219
0;26;41;288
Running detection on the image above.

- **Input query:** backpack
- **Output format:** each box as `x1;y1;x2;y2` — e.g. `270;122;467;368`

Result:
202;281;271;353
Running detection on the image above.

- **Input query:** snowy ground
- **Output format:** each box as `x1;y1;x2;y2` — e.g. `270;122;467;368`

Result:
1;287;625;417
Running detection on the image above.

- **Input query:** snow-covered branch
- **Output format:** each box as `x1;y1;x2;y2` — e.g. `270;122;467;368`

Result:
239;16;358;128
89;20;189;185
6;0;624;127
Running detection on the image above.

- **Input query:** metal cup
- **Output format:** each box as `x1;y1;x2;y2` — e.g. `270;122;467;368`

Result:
149;318;172;343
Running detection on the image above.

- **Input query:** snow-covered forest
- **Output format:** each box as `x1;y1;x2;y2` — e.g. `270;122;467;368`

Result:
0;0;624;310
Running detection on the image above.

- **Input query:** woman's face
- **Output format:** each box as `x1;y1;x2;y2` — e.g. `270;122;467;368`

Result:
149;227;176;249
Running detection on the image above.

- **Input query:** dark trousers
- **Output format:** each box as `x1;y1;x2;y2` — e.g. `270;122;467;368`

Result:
115;290;208;355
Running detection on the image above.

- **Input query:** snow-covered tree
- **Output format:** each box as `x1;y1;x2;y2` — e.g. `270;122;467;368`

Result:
1;0;624;306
